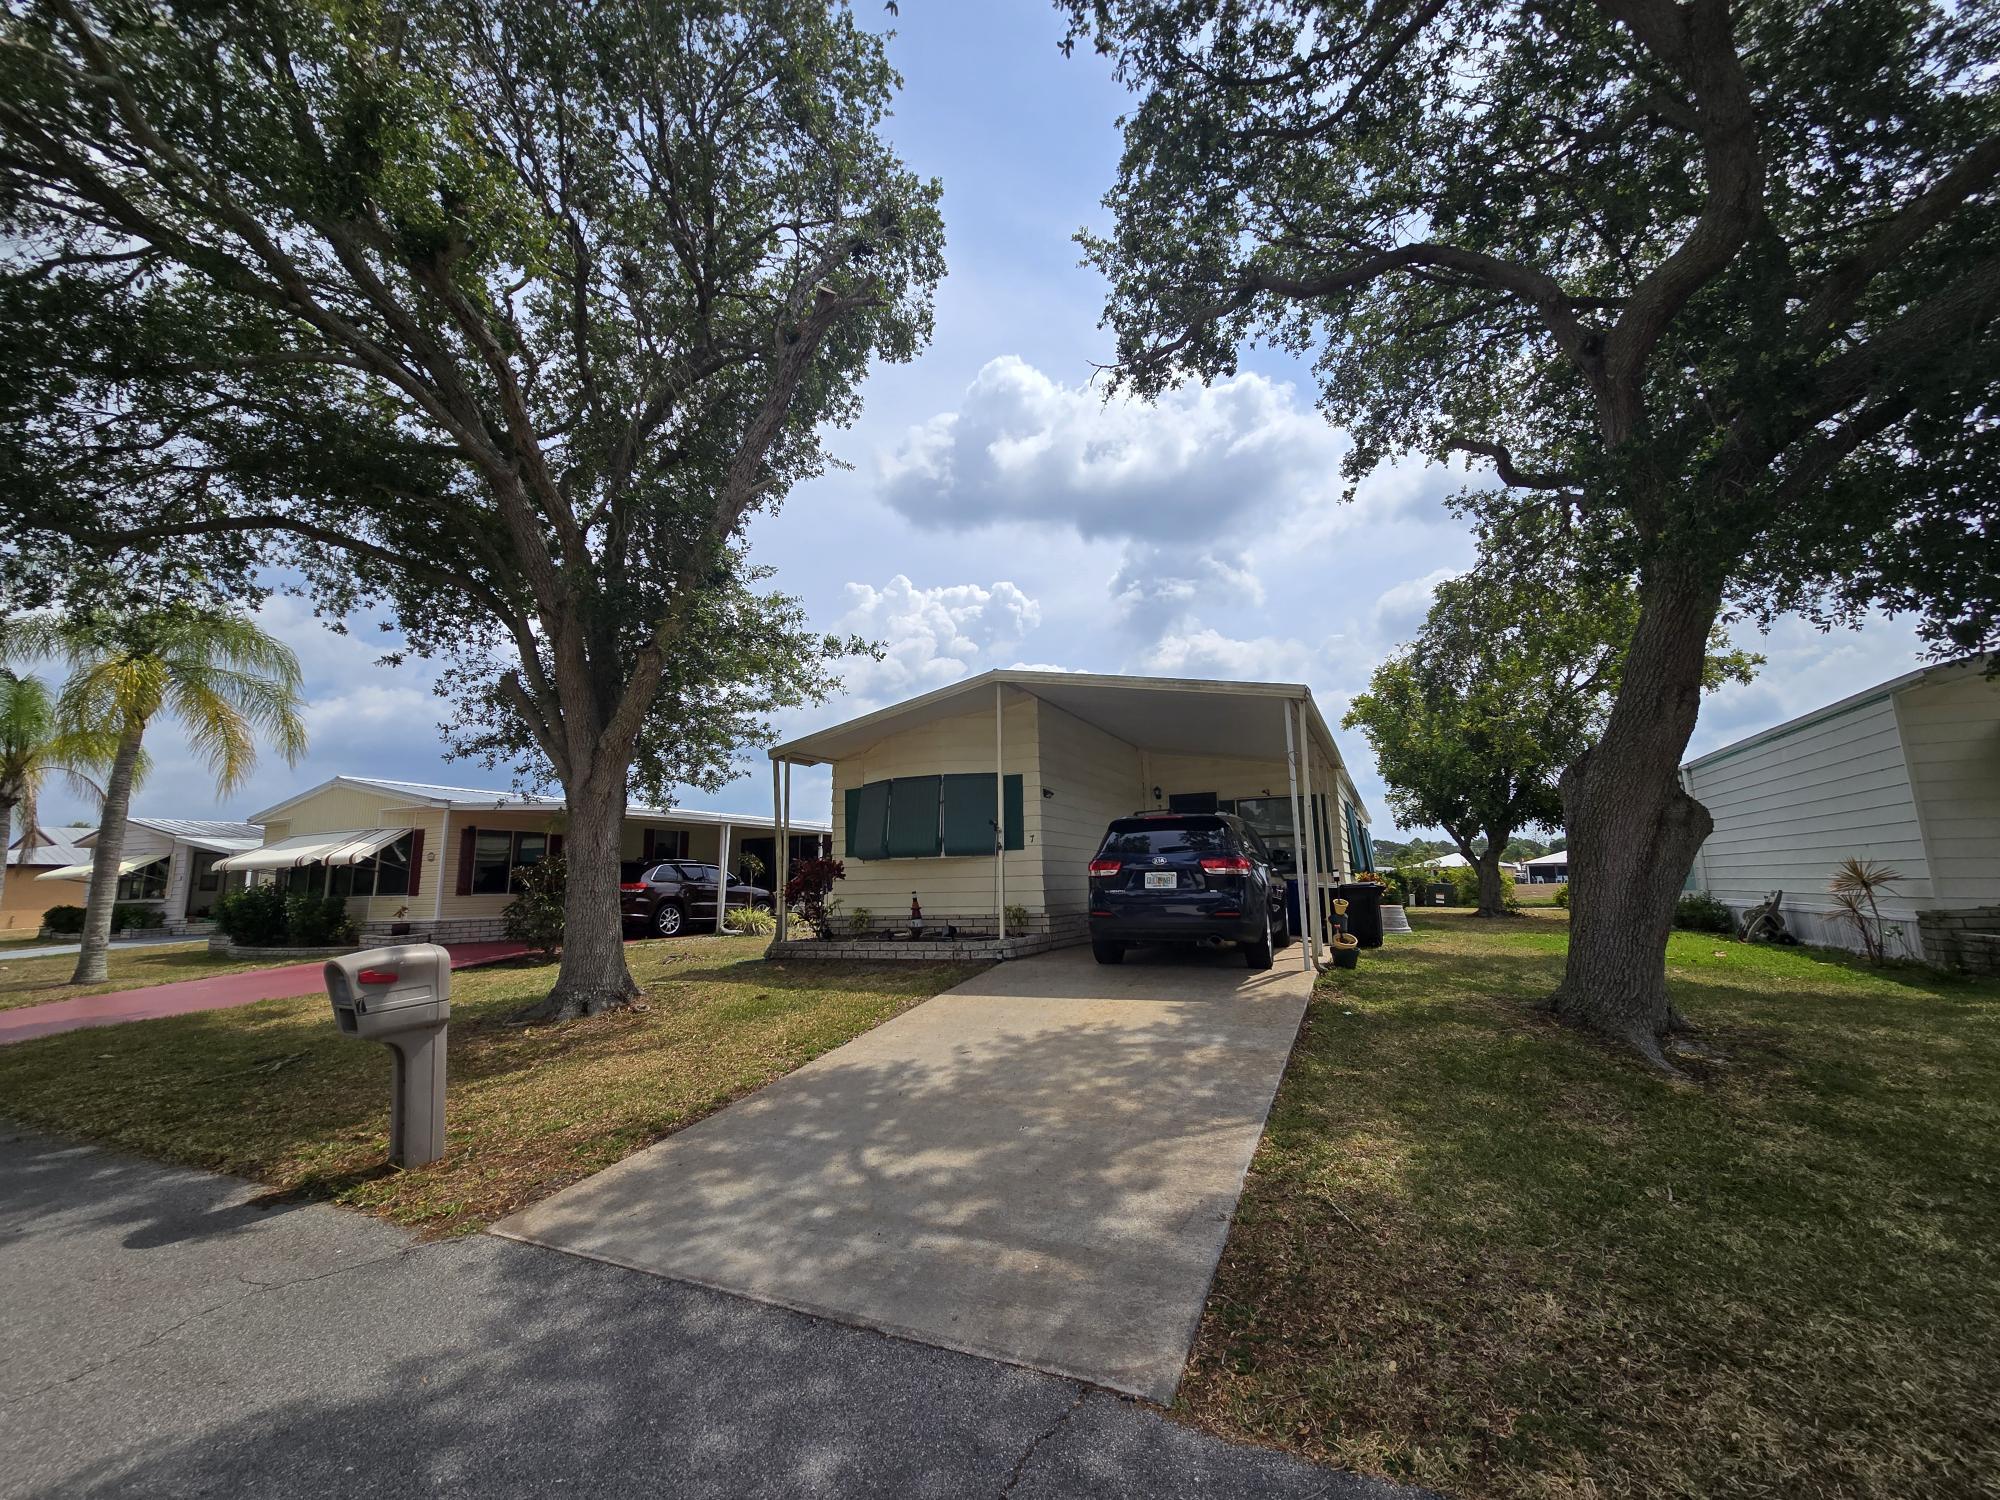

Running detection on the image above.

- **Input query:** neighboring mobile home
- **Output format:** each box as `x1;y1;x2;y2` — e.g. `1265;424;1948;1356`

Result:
1681;655;1999;969
767;670;1371;967
4;829;88;931
33;817;262;932
215;775;829;944
1522;850;1570;884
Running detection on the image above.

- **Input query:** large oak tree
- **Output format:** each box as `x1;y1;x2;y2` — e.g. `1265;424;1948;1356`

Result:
0;0;943;1016
1058;0;1999;1064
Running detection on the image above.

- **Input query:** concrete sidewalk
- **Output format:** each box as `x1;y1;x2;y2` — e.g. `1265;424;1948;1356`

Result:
0;1128;1421;1499
0;941;531;1045
494;944;1314;1404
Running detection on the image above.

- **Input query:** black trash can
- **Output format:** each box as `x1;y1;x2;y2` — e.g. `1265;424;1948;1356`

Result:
1336;882;1385;948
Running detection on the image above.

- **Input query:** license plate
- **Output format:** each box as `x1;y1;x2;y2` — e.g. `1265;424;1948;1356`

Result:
1144;871;1177;890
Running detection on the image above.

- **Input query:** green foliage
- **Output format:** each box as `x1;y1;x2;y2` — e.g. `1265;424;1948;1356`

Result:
846;906;875;938
784;858;846;939
734;904;778;936
283;892;356;948
110;903;164;931
1553;884;1571;910
0;672;112;830
41;904;85;935
214;885;288;946
503;856;567;958
1674;891;1736;935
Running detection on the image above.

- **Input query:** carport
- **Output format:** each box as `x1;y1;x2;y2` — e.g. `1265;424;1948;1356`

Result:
766;670;1373;969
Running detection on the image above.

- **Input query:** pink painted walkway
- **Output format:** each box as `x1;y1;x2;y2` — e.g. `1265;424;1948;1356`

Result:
0;942;532;1046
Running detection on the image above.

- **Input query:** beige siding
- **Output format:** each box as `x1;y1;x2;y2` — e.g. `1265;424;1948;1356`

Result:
1686;693;1932;917
827;693;1042;922
1034;701;1145;918
1897;669;2000;907
1144;746;1360;877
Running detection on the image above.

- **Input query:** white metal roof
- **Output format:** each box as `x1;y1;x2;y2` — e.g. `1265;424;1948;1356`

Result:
7;833;88;868
247;774;828;832
771;669;1366;817
1523;850;1571;866
126;817;264;851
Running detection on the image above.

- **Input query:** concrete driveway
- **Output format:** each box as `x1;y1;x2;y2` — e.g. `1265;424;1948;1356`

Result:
2;1128;1426;1499
493;944;1313;1404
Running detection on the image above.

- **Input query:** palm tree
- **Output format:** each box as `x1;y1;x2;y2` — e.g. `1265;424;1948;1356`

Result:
5;606;308;982
0;672;118;919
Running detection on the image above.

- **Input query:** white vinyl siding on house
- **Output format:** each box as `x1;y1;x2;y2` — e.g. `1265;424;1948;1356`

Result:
1896;669;2000;907
1686;692;1932;918
827;694;1042;920
1033;700;1146;922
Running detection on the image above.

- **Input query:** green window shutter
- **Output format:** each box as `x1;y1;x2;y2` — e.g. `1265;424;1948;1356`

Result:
843;787;861;858
941;774;998;856
1003;774;1024;851
886;775;943;858
854;780;891;861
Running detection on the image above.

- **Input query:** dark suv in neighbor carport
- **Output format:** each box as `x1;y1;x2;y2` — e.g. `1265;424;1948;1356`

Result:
620;861;772;937
1087;812;1290;969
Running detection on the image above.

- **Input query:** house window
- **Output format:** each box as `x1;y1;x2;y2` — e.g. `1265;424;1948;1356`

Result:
844;775;1023;861
114;858;169;902
471;830;546;894
192;849;225;894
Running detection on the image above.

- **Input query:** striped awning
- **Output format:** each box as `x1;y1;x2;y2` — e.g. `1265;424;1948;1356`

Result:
213;828;410;873
34;855;156;883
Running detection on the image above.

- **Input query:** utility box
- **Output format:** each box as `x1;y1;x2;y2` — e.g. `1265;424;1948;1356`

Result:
324;944;452;1168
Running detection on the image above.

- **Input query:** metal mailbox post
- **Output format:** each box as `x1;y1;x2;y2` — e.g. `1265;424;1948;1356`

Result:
324;943;452;1168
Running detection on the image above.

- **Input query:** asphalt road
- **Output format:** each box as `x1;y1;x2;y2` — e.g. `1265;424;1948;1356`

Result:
1;1128;1428;1499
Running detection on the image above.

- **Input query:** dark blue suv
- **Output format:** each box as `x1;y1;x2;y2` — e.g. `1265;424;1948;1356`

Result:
1087;812;1290;969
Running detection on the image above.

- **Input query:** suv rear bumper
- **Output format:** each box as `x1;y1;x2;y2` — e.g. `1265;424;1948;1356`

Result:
1088;901;1266;946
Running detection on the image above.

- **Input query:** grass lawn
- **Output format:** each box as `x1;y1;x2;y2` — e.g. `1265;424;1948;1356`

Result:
1183;908;1999;1499
0;941;281;1013
0;935;983;1235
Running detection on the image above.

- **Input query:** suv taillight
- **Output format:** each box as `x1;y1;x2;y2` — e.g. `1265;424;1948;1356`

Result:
1199;856;1253;873
619;882;648;892
1088;858;1122;877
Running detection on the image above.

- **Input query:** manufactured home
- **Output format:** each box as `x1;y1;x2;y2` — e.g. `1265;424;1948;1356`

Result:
32;817;262;932
216;775;829;944
1681;656;1998;970
767;670;1372;964
4;829;88;931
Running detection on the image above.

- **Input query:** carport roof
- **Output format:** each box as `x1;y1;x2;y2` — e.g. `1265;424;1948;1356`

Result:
773;670;1363;813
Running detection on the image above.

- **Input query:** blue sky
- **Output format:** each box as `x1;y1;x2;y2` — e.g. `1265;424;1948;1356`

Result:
40;0;1939;839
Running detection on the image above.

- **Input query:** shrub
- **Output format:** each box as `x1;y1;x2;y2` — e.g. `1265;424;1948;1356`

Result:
42;904;86;935
784;857;845;938
1553;884;1571;908
111;903;166;930
1673;890;1735;934
285;890;357;947
735;904;778;935
502;856;566;957
846;906;875;937
1445;866;1481;906
215;884;289;945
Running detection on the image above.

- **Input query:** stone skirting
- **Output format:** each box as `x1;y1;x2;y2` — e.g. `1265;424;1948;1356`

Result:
1917;906;2000;976
206;937;361;960
359;917;514;944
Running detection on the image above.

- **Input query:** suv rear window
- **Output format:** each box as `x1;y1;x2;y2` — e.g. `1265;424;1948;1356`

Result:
1097;817;1237;857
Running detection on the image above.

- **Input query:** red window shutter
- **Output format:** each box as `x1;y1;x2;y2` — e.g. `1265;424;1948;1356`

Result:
407;829;425;899
456;825;476;896
548;833;564;862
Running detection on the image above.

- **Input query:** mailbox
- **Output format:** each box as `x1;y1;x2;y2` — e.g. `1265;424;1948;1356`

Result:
324;944;452;1168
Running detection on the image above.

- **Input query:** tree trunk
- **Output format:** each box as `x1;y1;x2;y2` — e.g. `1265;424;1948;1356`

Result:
1473;845;1512;918
71;722;145;985
513;763;639;1022
1550;566;1723;1069
0;794;16;917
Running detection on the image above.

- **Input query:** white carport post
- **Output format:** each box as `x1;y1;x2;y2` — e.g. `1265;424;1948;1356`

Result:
1297;700;1323;966
1282;699;1313;974
716;820;733;934
994;682;1006;941
772;758;789;942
